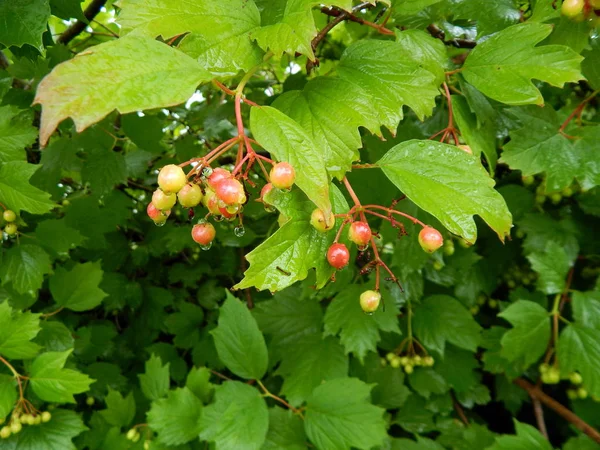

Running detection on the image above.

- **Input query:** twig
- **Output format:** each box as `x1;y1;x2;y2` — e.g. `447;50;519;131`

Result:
426;24;476;49
532;397;549;440
451;391;470;426
319;5;394;36
514;378;600;444
58;0;108;45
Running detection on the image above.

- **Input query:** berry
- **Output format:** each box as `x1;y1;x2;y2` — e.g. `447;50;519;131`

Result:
177;183;203;208
203;189;221;215
310;208;335;232
423;356;435;367
522;175;535;186
539;363;550;374
569;372;583;385
404;364;414;374
577;387;588;399
433;260;443;271
488;299;498;309
152;189;176;211
327;243;350;269
191;222;216;246
562;186;574;197
261;183;274;203
359;290;381;313
535;194;546;204
207;168;232;189
32;415;41;425
386;352;396;362
470;306;479;315
4;223;17;236
218;205;237;220
550;192;562;204
418;227;443;253
10;422;21;434
126;429;138;441
567;389;578;400
2;210;16;222
214;178;245;205
86;396;95;406
0;426;10;439
41;411;51;423
270;162;296;189
146;202;170;224
413;355;422;366
443;239;455;256
561;0;584;17
158;164;187;194
457;144;473;155
144;441;151;450
348;221;372;247
390;356;401;369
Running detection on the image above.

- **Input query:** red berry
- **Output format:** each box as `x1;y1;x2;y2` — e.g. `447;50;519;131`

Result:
270;162;295;190
158;164;187;194
310;208;335;232
177;183;203;208
147;202;170;224
348;221;372;246
418;226;443;253
214;178;246;205
360;290;381;313
327;243;350;269
202;189;221;215
152;188;176;211
207;168;232;189
191;222;216;246
218;205;236;219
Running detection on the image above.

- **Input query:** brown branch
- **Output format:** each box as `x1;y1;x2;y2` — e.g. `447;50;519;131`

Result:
57;0;109;45
532;397;549;440
426;24;476;49
319;5;394;36
451;391;469;426
514;378;600;444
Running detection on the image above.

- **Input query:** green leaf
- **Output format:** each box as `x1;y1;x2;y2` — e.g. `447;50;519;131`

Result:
0;0;51;51
0;302;41;359
488;419;553;450
498;300;550;367
250;106;331;215
99;389;136;428
582;43;600;90
408;368;450;398
570;126;600;191
0;161;54;215
186;366;214;403
393;394;436;434
462;23;583;105
453;0;520;37
262;407;307;450
200;381;269;450
0;374;17;421
35;219;85;257
0;409;87;450
377;139;512;243
324;284;401;362
34;35;212;145
304;378;386;450
148;387;203;446
211;293;268;380
557;324;600;397
435;345;481;394
29;350;94;403
234;186;348;292
49;262;107;312
138;354;170;401
0;106;37;163
413;295;482;355
117;0;263;76
390;437;445;450
165;303;205;349
277;332;348;407
572;291;600;330
0;244;52;294
527;241;574;295
392;0;443;15
81;149;128;195
394;29;447;85
49;0;85;20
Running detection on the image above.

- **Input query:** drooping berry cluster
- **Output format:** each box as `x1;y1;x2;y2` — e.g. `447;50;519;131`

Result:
383;352;435;374
0;411;51;439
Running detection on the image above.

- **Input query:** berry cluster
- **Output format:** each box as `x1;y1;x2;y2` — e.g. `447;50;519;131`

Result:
522;175;579;206
383;352;435;374
148;161;296;249
539;363;561;384
0;411;51;439
1;209;17;236
561;0;600;25
470;294;500;315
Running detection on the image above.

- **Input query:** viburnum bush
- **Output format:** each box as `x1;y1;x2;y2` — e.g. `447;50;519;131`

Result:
1;0;600;449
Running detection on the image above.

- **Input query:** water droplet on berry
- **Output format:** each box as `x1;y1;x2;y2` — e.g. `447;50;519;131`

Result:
357;244;369;252
364;311;374;316
200;242;212;251
234;225;245;237
154;221;166;227
213;215;224;222
264;204;275;213
202;167;213;177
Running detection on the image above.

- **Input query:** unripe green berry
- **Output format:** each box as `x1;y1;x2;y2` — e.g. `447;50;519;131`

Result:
577;387;588;399
443;239;455;256
4;223;17;236
535;194;546;204
2;210;16;222
390;357;401;369
567;389;578;400
400;356;409;366
423;356;435;367
41;411;51;423
380;358;387;367
522;175;535;186
569;372;583;385
386;352;395;362
550;192;562;204
158;164;187;194
144;441;151;450
0;426;10;439
152;189;176;211
539;363;550;374
413;355;422;366
126;429;138;440
86;396;95;406
310;208;335;232
470;306;479;315
32;415;41;425
10;422;21;434
177;183;203;208
433;260;443;271
359;290;381;313
562;186;574;197
488;299;498;309
404;364;414;374
561;0;584;18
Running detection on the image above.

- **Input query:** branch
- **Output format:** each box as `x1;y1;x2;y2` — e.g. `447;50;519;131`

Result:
319;5;394;36
532;397;549;440
426;24;476;49
514;378;600;444
57;0;109;45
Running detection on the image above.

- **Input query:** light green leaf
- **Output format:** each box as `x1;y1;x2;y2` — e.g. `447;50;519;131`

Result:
324;284;401;362
49;0;85;21
148;387;203;446
0;409;87;450
412;295;482;355
462;23;583;105
392;0;443;15
572;291;600;330
498;300;550;367
0;0;51;51
408;369;449;398
395;29;447;85
452;0;520;37
378;139;512;243
488;419;553;450
117;0;263;76
557;324;600;397
29;350;94;403
0;374;17;421
527;241;574;295
250;106;331;216
99;389;136;428
0;161;54;215
360;354;410;409
390;436;445;450
200;381;269;450
304;378;386;450
0;302;41;359
277;332;348;407
262;407;307;450
0;106;37;163
186;366;214;403
0;244;52;294
582;43;600;90
138;354;170;401
235;186;348;292
211;293;268;380
34;35;211;145
49;262;107;312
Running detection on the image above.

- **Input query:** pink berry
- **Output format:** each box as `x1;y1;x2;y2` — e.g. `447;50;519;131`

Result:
348;221;372;247
418;227;444;253
157;164;187;194
327;243;350;269
191;222;216;246
214;178;246;206
147;202;170;224
270;162;296;190
207;168;232;189
360;290;381;313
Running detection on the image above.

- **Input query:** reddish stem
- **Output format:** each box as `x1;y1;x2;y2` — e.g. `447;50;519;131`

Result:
559;90;599;134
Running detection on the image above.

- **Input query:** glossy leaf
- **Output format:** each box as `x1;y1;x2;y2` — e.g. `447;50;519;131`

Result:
0;161;54;215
